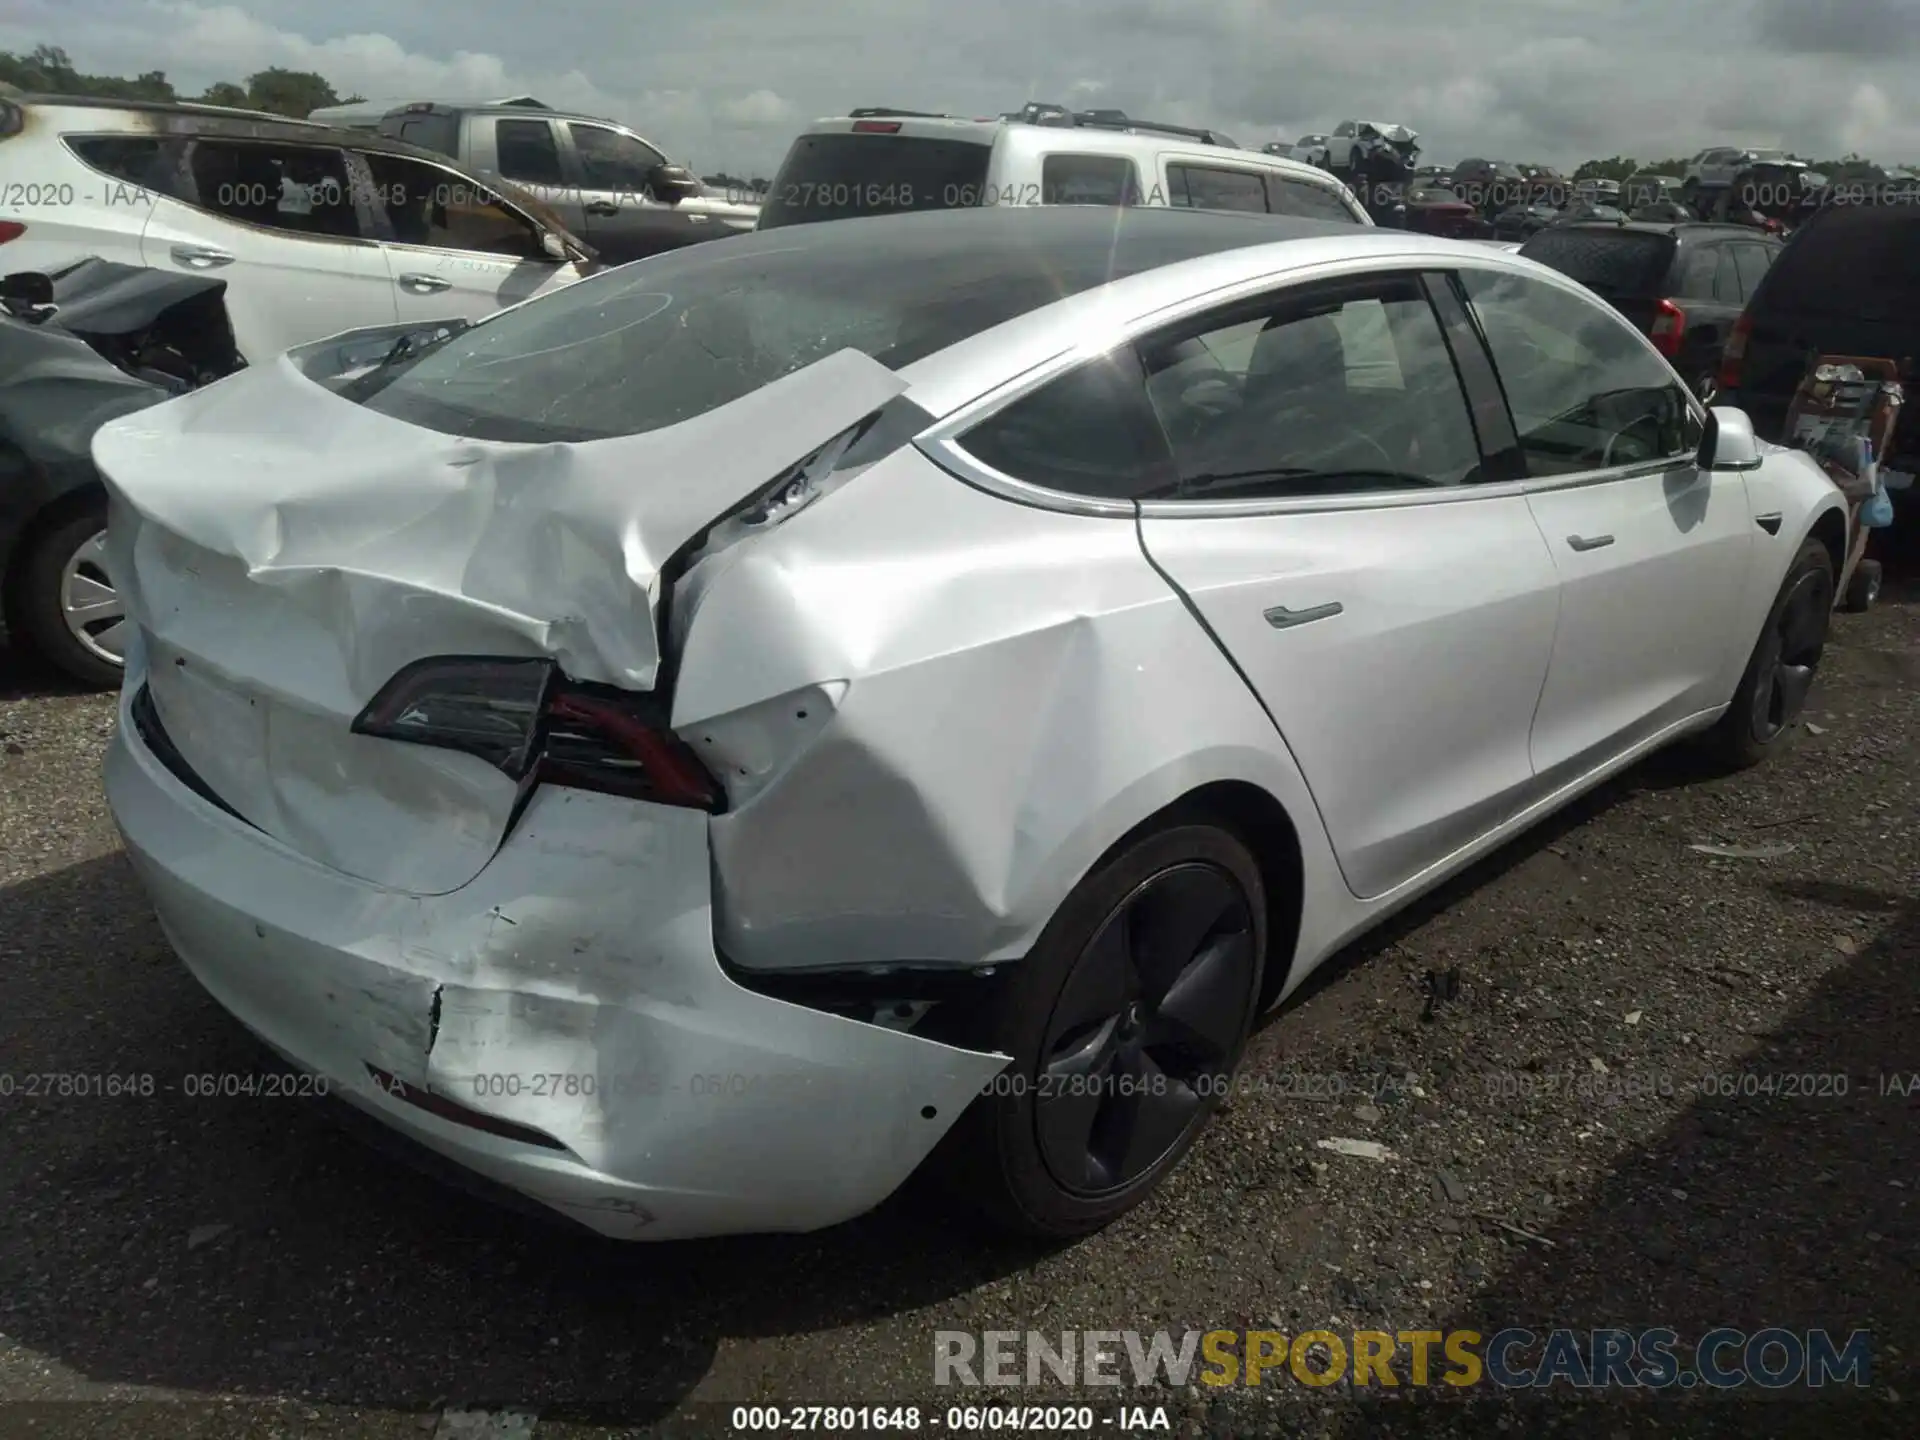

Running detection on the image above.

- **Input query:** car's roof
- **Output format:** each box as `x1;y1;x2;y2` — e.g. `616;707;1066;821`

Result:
1544;220;1773;239
18;92;316;126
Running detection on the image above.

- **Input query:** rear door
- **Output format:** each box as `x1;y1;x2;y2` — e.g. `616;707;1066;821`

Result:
351;148;580;325
558;120;706;261
138;135;395;362
1118;270;1559;899
1458;265;1754;775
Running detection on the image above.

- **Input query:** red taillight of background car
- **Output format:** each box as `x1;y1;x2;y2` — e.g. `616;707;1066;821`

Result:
1650;298;1688;357
851;120;902;134
352;656;723;811
0;221;25;244
1719;312;1753;391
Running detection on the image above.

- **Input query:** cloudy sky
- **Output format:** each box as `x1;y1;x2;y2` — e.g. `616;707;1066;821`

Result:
5;0;1917;175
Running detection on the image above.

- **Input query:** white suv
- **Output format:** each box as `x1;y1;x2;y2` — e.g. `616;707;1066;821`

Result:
0;94;592;363
757;104;1370;230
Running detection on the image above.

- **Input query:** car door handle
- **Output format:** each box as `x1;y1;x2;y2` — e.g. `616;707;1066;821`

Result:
1566;533;1615;551
396;273;452;294
584;200;620;216
170;244;233;268
1264;601;1344;629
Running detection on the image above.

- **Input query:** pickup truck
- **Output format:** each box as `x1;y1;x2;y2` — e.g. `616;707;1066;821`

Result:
368;100;759;264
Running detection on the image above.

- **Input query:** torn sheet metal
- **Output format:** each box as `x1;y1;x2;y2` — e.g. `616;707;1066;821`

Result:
93;339;904;894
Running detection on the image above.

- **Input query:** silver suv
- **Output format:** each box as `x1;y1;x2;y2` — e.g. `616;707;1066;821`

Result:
757;104;1370;230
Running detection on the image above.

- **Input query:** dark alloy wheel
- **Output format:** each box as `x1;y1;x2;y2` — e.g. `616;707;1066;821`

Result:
1035;863;1255;1198
945;822;1266;1238
1705;537;1833;768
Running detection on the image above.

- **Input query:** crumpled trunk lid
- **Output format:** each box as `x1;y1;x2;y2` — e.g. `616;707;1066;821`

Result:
95;337;906;895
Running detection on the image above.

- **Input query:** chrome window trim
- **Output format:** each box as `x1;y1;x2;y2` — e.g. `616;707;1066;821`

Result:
915;253;1708;520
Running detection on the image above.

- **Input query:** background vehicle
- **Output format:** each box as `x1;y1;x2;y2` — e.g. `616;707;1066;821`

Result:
1719;201;1920;491
1573;178;1622;207
1329;119;1419;180
1399;178;1488;238
0;95;591;363
1520;221;1782;400
366;100;758;261
759;105;1370;229
0;259;245;684
1624;172;1684;210
1492;197;1564;240
1451;158;1530;213
98;207;1845;1243
1294;133;1331;169
1261;140;1295;158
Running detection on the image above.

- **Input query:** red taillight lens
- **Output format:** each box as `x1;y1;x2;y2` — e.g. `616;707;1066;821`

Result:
851;120;902;133
0;221;25;244
540;690;720;809
1650;298;1687;357
352;657;722;811
1719;312;1752;391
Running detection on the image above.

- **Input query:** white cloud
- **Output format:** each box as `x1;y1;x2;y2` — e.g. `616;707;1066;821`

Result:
6;0;1919;173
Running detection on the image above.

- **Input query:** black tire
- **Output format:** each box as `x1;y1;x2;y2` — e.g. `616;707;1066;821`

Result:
1702;538;1833;769
4;502;124;689
948;822;1266;1239
1840;558;1882;613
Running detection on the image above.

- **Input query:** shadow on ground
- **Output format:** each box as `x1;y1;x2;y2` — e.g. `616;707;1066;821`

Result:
1322;895;1920;1436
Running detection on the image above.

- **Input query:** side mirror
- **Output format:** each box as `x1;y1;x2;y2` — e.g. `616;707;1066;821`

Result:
1;270;54;307
647;163;703;206
540;230;569;261
1700;405;1763;470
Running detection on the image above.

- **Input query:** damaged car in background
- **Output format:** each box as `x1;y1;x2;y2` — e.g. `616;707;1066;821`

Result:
0;258;244;684
98;206;1849;1242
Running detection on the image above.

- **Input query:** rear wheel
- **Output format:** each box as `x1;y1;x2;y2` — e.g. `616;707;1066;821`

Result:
952;823;1266;1238
5;502;126;689
1702;538;1833;768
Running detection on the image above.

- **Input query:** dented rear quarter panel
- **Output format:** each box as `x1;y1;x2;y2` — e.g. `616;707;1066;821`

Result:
670;446;1349;984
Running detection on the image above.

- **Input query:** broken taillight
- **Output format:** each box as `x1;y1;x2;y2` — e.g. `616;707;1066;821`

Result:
1650;298;1687;357
351;657;722;811
0;221;25;244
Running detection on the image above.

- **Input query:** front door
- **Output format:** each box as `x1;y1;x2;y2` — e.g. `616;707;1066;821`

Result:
1132;271;1561;899
353;151;580;327
560;120;707;262
1455;266;1754;781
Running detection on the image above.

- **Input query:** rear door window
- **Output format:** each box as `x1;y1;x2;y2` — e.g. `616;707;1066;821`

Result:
1266;174;1359;222
64;136;173;193
1733;243;1776;296
759;133;994;227
1040;153;1141;205
495;119;565;186
1519;229;1674;299
1670;243;1720;300
185;139;363;239
1711;246;1745;304
1167;164;1267;213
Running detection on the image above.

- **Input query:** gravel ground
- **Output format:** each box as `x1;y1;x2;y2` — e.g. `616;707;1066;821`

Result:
1;564;1917;1440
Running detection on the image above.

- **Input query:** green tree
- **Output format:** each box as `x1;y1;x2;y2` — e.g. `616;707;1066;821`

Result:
243;66;340;118
1572;156;1638;182
197;80;249;108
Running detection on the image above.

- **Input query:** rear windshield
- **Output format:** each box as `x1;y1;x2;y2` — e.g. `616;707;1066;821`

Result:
1757;206;1920;315
758;133;992;229
348;208;1273;443
1519;229;1675;297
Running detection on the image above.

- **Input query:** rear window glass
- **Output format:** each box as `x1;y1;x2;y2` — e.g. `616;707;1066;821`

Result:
1040;153;1140;205
1758;206;1920;314
348;209;1266;442
393;114;459;159
758;134;992;228
1519;229;1674;297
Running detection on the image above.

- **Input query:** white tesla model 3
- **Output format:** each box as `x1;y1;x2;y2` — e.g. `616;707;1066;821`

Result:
97;206;1847;1241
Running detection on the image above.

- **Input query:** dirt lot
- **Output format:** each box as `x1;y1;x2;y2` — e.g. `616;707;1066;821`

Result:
1;565;1917;1439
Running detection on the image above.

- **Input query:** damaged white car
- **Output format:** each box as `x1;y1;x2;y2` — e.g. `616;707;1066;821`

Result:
99;206;1849;1241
